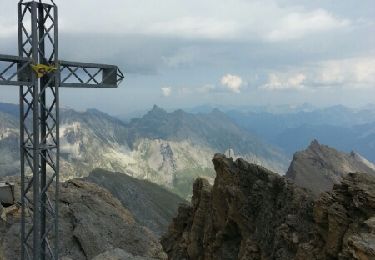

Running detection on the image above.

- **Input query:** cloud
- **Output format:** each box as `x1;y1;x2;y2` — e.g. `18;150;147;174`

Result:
313;57;375;88
261;56;375;91
1;0;373;111
221;74;243;93
162;47;200;68
161;87;172;97
265;9;350;42
0;24;17;39
172;84;216;96
0;0;354;43
262;73;306;90
196;84;216;93
146;17;239;39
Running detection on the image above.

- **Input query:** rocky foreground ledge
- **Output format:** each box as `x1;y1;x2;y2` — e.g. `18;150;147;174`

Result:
0;179;166;260
161;154;375;260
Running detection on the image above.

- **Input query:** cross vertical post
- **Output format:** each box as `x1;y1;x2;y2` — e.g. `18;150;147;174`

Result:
17;1;60;259
0;1;124;259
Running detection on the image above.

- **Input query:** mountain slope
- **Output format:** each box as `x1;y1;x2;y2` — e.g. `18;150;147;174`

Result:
0;177;166;260
0;111;19;176
127;105;288;172
85;168;185;236
286;139;375;196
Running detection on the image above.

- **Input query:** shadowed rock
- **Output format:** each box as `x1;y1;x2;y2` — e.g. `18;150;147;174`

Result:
162;154;375;259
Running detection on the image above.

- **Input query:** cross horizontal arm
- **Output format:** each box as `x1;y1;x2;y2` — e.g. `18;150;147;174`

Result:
0;54;33;86
59;60;124;88
0;55;124;88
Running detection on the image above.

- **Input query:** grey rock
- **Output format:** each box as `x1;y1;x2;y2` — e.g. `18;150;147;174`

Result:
286;139;375;196
162;154;375;260
0;179;167;260
92;248;154;260
162;154;315;259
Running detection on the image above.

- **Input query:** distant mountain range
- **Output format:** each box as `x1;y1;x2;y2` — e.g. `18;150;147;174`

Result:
227;105;375;162
0;103;287;198
2;101;375;197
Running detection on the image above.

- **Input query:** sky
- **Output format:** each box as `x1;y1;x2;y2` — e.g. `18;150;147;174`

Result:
0;0;374;115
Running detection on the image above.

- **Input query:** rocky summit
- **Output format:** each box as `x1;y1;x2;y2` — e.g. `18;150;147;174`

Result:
0;178;166;260
161;154;375;260
286;139;375;196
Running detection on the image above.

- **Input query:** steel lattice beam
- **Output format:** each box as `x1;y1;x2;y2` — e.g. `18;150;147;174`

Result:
0;1;124;259
59;60;124;88
0;54;32;86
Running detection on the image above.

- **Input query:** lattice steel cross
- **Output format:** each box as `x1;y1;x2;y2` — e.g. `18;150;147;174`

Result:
0;1;124;259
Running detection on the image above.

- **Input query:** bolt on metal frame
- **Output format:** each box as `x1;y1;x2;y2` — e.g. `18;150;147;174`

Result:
0;1;124;259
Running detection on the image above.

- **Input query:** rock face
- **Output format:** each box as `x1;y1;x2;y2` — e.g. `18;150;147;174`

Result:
0;178;166;260
91;248;154;260
86;169;185;236
161;154;375;260
313;172;375;259
286;139;375;196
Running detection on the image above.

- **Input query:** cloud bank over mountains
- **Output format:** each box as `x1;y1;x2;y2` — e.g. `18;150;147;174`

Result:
0;0;374;113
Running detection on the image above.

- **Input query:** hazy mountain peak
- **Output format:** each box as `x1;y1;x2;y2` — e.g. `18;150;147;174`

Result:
172;108;187;117
86;108;106;115
150;104;167;114
209;108;228;119
211;108;222;114
286;140;375;196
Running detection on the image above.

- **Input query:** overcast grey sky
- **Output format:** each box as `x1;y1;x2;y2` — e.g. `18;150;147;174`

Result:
0;0;374;114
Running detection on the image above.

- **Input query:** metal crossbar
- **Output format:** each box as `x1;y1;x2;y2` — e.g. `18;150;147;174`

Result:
0;1;124;259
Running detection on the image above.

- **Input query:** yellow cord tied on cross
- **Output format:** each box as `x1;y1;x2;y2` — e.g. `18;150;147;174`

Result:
31;64;57;78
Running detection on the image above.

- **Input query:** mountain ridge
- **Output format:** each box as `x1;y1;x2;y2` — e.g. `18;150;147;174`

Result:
0;103;288;198
286;139;375;196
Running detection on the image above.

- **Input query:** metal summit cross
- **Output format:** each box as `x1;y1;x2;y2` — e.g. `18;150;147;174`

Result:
0;1;124;259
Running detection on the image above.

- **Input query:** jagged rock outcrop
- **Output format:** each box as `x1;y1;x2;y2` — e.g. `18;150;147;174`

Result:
286;139;375;196
0;178;166;260
161;154;375;260
313;172;375;259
